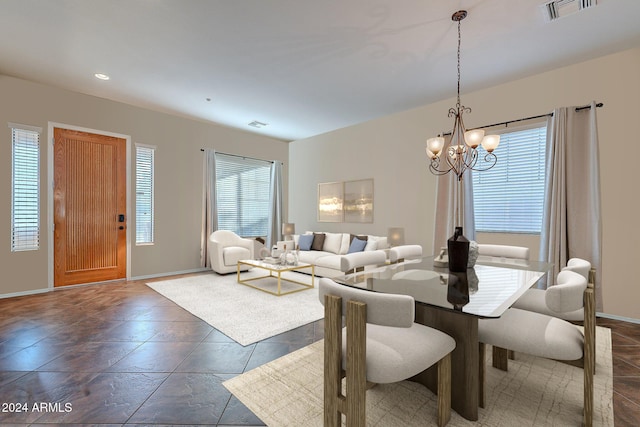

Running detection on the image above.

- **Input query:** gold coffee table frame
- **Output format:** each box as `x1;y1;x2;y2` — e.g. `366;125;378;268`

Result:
237;259;315;296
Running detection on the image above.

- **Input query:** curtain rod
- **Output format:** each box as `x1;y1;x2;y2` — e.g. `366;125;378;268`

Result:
442;102;603;136
470;102;604;132
200;148;282;165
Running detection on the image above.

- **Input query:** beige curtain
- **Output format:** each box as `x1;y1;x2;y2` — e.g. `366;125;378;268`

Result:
432;168;476;254
540;101;602;310
200;149;218;268
266;161;283;249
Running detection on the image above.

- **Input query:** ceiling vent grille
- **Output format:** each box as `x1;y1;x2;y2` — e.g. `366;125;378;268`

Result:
248;120;268;128
542;0;597;22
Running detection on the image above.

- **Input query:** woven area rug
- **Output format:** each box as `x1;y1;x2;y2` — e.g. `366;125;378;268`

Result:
224;326;613;426
146;270;323;346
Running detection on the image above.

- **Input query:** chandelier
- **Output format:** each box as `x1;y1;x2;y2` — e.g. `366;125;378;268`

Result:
426;10;500;180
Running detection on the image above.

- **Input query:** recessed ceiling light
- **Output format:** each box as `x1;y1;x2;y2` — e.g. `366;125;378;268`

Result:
94;73;110;80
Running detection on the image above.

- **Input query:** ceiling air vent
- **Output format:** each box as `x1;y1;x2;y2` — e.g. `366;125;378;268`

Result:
542;0;597;22
248;120;268;128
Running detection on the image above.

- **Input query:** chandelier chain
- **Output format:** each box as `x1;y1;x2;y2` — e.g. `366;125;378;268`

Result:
425;9;499;194
456;18;461;108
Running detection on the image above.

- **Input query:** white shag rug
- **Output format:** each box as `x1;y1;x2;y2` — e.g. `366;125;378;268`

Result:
224;327;613;426
146;270;323;346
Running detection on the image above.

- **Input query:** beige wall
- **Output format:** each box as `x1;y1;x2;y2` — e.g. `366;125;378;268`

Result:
3;47;639;318
0;75;288;296
289;48;640;319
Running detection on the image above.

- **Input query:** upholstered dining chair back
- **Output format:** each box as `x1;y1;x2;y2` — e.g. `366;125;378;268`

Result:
545;269;588;313
513;257;591;322
562;257;591;280
318;277;415;328
319;278;455;427
477;244;530;260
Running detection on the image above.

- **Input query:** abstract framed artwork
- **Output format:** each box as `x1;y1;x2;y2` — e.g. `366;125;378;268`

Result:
344;179;373;223
317;181;344;222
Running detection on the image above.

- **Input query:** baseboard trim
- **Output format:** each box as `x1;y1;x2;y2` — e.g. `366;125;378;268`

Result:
597;312;640;324
0;268;211;300
0;288;49;300
132;268;210;281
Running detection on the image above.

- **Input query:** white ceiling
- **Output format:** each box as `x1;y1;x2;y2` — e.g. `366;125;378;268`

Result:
2;0;639;141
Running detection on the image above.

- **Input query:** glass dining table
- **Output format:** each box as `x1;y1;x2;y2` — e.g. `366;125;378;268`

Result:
333;255;552;421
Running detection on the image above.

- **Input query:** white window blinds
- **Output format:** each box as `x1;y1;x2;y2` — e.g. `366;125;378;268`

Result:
10;125;41;251
472;125;547;234
136;145;155;244
215;153;271;237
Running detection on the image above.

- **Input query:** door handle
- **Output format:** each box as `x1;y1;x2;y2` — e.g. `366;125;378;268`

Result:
118;214;125;222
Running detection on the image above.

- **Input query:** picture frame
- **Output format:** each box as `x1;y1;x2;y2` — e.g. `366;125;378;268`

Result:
317;181;344;222
344;179;374;223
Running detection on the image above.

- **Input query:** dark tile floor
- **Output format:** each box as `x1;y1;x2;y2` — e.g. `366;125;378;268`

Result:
0;273;638;426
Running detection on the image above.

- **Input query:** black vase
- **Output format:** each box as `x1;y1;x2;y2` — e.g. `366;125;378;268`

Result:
447;226;469;273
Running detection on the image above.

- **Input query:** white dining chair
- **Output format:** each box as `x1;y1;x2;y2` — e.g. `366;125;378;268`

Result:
476;243;532;360
478;269;596;426
319;278;456;427
477;243;530;260
513;257;591;322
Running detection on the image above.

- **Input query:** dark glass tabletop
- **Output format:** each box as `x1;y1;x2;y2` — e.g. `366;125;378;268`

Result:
333;255;552;318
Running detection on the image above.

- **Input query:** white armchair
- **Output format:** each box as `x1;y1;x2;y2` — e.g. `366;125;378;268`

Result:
209;230;254;274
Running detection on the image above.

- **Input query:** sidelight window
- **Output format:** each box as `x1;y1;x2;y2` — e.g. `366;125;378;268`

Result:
10;124;41;252
136;144;155;244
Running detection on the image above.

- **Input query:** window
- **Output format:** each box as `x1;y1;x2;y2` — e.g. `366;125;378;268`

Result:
472;125;547;234
10;124;41;251
215;153;271;237
136;144;155;244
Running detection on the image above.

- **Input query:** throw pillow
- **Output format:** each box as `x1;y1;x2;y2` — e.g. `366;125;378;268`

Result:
298;234;314;251
349;234;368;244
347;237;367;254
323;232;342;254
364;240;378;251
311;233;326;251
368;236;389;250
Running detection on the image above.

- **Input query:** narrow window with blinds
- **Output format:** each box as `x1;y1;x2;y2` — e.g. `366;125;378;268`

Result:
215;153;271;237
136;144;155;244
10;125;41;251
472;124;547;234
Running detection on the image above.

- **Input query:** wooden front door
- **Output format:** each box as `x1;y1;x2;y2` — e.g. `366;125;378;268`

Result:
53;128;127;287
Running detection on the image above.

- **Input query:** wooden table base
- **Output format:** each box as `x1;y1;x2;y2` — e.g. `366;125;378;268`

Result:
412;304;479;421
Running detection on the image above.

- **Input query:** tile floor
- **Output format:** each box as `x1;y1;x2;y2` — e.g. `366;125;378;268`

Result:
0;273;637;426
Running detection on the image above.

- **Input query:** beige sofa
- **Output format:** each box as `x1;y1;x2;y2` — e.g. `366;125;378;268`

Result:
277;232;389;278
